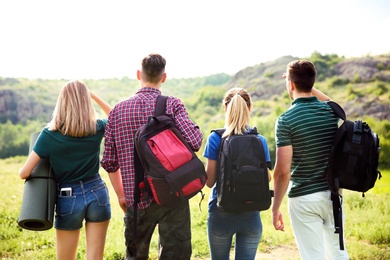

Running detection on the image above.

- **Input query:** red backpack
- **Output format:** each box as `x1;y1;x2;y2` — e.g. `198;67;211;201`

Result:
134;95;207;209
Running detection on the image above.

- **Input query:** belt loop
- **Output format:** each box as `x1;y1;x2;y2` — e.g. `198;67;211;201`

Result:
79;179;84;191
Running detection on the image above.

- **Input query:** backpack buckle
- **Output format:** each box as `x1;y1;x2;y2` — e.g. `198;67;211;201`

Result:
352;120;363;144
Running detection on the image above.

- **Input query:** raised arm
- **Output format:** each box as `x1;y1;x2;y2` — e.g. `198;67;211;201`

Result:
312;87;331;101
90;91;112;116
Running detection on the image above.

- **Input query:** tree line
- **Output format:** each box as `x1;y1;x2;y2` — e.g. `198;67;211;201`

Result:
1;52;389;169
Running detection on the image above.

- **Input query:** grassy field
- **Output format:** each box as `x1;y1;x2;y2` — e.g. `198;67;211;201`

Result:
1;156;389;259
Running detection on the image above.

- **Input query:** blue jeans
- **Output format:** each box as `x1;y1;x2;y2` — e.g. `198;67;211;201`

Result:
55;174;111;230
207;208;262;260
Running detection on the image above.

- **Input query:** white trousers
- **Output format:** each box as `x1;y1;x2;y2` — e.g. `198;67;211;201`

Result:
288;190;349;260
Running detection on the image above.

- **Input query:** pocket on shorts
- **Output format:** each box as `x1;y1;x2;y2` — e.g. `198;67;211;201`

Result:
91;183;110;206
57;195;76;216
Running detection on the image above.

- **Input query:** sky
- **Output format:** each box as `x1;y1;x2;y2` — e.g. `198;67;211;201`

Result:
1;0;389;80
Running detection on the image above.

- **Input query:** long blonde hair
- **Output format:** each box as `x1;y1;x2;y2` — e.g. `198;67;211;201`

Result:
222;88;252;138
48;80;96;137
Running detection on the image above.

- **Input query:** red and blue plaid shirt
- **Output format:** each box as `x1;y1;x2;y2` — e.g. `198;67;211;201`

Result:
101;87;203;209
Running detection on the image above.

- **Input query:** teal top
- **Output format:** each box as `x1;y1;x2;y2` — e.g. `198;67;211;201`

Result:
275;97;338;198
33;119;107;183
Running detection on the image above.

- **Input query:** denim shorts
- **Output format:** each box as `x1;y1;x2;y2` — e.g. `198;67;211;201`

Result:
55;174;111;230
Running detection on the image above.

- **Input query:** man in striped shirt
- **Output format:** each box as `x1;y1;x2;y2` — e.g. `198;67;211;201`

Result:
101;53;203;260
272;60;349;260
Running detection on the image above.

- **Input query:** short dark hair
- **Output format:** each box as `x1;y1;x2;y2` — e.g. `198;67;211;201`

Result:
287;60;316;92
141;53;166;84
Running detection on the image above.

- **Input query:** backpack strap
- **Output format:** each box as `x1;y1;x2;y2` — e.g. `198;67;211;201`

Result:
133;147;142;238
326;101;346;121
211;128;225;137
249;127;259;135
134;94;168;206
331;192;345;250
353;120;363;144
154;95;168;116
211;127;259;137
133;94;168;239
326;100;347;250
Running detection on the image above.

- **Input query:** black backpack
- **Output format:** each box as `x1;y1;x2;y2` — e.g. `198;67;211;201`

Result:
212;128;273;213
326;101;381;250
134;95;207;209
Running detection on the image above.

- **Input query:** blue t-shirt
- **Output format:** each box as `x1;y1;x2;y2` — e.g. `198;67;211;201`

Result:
203;129;271;212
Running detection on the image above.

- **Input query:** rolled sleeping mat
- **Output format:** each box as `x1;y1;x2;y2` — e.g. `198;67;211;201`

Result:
18;132;56;231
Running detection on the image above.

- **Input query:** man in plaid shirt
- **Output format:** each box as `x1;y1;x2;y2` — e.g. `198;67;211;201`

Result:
101;53;203;260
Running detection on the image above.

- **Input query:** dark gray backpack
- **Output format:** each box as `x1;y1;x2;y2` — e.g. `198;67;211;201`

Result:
326;101;381;250
213;128;273;212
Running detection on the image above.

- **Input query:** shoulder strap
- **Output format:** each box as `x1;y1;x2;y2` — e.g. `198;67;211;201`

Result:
133;95;167;238
249;127;258;135
212;127;258;136
326;100;347;250
154;95;168;116
331;192;345;250
211;128;226;136
327;101;346;121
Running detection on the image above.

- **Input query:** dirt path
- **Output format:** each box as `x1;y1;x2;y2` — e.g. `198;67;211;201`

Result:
254;245;300;259
202;244;301;259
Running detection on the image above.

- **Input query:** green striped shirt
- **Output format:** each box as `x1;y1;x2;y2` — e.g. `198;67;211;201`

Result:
275;97;338;198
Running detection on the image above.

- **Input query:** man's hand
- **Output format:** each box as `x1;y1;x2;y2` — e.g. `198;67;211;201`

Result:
272;209;285;231
118;197;127;214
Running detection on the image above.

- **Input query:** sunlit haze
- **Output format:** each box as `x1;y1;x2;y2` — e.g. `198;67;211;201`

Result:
1;0;389;80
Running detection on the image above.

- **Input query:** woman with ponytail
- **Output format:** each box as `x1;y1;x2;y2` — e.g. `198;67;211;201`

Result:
203;87;272;259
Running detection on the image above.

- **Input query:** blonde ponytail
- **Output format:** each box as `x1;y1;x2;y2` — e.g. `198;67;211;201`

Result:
222;88;252;138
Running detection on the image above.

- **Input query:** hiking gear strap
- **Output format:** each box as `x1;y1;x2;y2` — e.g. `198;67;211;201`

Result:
331;191;345;250
133;95;168;238
327;101;346;121
327;100;346;250
154;95;168;116
133;148;142;237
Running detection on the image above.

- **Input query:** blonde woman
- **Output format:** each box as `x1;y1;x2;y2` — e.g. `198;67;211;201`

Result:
203;87;272;259
19;80;112;260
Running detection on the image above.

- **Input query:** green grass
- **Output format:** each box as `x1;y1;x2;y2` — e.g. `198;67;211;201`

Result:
1;157;389;259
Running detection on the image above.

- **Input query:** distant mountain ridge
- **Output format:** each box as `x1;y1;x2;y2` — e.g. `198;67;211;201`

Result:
227;54;390;120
